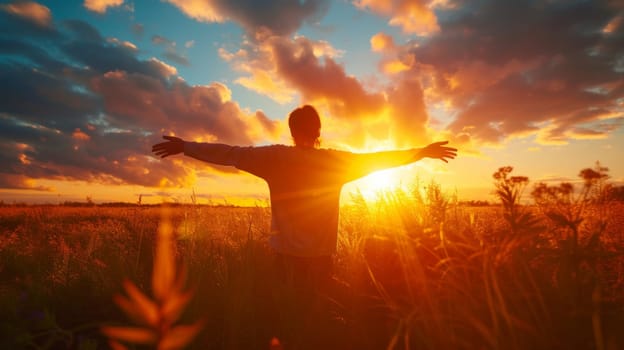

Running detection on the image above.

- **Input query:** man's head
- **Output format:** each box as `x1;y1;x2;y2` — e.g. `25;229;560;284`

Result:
288;105;321;148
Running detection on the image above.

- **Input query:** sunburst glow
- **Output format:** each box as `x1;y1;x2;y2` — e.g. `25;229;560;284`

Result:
349;168;404;202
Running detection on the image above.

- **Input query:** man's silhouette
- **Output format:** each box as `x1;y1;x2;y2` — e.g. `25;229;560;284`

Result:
152;105;456;284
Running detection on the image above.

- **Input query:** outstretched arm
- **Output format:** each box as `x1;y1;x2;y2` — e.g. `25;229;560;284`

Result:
345;141;457;181
152;135;244;167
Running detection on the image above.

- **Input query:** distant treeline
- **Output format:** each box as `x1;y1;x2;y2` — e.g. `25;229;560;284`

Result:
2;186;623;208
0;201;244;208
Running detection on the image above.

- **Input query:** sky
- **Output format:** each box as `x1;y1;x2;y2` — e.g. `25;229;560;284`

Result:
0;0;623;205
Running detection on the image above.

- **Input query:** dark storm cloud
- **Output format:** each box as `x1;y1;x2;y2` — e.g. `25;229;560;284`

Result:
0;1;271;190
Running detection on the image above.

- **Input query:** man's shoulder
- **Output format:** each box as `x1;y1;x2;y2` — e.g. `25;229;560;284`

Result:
264;144;291;150
249;144;292;153
318;147;354;159
245;145;352;159
319;147;350;154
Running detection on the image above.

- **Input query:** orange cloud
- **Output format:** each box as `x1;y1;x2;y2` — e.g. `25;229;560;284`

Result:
382;60;410;74
72;128;91;141
1;1;51;27
354;0;441;35
147;58;178;77
220;35;346;105
0;174;54;191
369;32;416;74
602;13;623;34
220;34;384;117
370;32;395;52
218;45;294;102
270;35;386;120
220;32;437;150
84;0;124;13
236;71;294;104
371;1;624;147
107;37;138;52
164;0;224;22
250;111;282;141
18;153;31;165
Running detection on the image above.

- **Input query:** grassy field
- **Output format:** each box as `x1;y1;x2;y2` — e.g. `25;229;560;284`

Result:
1;167;624;350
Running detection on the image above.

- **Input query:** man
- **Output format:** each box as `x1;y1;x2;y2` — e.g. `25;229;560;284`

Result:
152;105;457;284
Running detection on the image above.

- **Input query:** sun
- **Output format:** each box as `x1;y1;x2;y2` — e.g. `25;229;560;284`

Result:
349;168;403;202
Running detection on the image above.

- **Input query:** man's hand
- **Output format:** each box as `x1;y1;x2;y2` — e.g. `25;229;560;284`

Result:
420;141;457;163
152;135;184;158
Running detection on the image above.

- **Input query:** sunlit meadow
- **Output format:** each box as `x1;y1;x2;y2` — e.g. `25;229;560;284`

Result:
1;163;623;350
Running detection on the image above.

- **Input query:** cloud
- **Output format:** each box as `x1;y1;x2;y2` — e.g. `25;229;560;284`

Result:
220;33;433;149
163;48;190;67
132;23;144;37
72;128;91;141
370;31;413;74
384;76;429;147
74;0;624;156
91;72;260;145
152;34;191;66
219;42;296;104
107;37;138;52
0;174;54;191
0;7;279;190
253;111;281;139
270;36;386;119
164;0;224;22
221;34;385;118
83;0;124;14
0;64;100;131
152;35;172;46
0;1;51;27
371;0;624;146
353;0;445;35
164;0;330;36
370;32;395;52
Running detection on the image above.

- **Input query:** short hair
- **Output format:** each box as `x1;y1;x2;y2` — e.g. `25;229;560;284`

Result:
288;105;321;147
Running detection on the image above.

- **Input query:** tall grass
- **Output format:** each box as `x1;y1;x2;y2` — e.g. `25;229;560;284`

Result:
101;206;203;349
1;164;623;349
